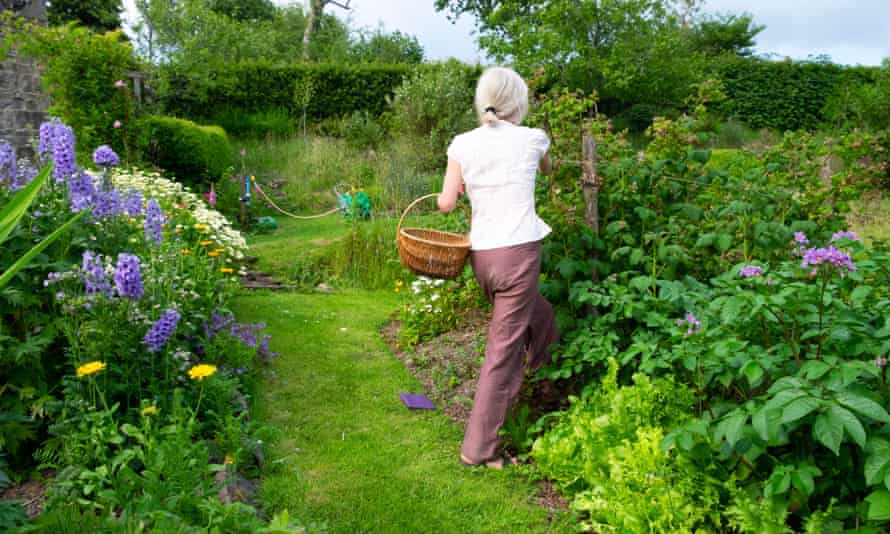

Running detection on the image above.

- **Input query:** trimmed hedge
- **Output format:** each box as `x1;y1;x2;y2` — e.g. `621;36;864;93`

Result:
712;57;879;131
137;115;233;185
159;62;482;123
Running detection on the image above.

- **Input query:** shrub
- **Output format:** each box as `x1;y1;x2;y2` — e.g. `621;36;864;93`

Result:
339;111;386;150
138;116;234;185
209;107;295;139
15;22;139;162
390;60;478;170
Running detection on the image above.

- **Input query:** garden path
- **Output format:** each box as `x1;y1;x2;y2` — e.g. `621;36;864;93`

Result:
232;220;569;533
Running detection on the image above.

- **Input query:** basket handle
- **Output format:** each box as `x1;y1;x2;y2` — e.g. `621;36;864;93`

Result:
397;193;471;237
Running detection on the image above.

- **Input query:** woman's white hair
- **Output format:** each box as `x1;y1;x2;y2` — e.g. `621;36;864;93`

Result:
474;67;529;126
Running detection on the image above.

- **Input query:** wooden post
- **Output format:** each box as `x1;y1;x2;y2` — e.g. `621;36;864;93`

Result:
240;176;249;230
581;134;601;286
581;134;600;239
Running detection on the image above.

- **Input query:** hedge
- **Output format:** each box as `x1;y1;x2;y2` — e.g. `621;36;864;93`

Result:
158;62;482;123
712;57;879;131
137;115;233;185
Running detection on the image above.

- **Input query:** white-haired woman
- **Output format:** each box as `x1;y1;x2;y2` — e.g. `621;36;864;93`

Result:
437;66;558;469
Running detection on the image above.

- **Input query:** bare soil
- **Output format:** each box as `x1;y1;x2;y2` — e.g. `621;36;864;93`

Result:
2;472;51;519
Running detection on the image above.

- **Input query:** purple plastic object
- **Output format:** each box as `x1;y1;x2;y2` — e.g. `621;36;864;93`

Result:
400;393;436;410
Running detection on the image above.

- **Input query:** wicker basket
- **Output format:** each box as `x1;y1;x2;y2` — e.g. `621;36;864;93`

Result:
397;193;471;280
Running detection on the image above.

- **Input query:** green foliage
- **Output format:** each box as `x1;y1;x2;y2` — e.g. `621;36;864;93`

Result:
16;23;138;161
350;28;424;64
47;0;123;32
689;13;764;57
713;56;880;131
389;60;479;170
397;272;487;349
533;361;719;532
823;58;890;133
338;111;387;151
162;62;415;122
138;115;234;185
207;0;276;21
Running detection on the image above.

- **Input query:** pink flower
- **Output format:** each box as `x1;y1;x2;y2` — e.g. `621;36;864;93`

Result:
114;80;126;88
113;120;122;129
203;183;217;208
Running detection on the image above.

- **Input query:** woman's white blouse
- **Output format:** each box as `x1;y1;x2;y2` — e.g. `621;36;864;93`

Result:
447;122;551;251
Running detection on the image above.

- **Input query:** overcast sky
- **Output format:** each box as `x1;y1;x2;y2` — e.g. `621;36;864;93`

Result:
124;0;890;67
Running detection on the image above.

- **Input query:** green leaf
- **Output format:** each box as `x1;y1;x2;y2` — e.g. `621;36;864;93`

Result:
752;407;781;442
851;285;873;306
716;233;733;253
835;392;890;423
741;360;764;387
813;412;843;455
721;296;745;324
829;405;866;448
695;233;716;248
688;149;712;164
0;210;88;290
0;164;51;244
763;388;808;413
865;439;890;486
781;396;821;425
866;490;890;520
791;470;815;497
717;412;747;446
802;360;831;380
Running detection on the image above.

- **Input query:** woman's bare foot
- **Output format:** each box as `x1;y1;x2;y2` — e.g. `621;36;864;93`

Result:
460;453;518;469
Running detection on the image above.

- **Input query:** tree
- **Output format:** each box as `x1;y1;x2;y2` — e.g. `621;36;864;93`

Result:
350;28;424;64
302;0;351;61
206;0;275;22
47;0;122;32
689;13;764;57
435;0;708;111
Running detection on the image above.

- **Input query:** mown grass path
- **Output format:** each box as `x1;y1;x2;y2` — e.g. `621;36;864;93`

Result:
232;222;568;533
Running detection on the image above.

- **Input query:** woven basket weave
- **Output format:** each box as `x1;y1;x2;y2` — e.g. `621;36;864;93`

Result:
397;193;471;280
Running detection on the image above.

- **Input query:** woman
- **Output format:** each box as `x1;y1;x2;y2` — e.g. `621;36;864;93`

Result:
437;67;558;469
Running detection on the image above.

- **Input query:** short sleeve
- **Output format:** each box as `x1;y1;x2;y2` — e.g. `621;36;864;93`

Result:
446;135;465;164
530;128;550;155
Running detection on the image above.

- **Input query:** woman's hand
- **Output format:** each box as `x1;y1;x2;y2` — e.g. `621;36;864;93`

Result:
539;152;553;176
438;158;464;212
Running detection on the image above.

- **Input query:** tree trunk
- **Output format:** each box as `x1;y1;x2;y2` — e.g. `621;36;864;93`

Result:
302;0;323;61
582;134;601;285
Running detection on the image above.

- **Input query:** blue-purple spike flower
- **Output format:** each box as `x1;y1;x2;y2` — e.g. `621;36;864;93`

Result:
144;198;164;244
68;171;96;213
93;188;122;219
82;251;113;297
38;121;54;162
123;189;143;216
0;141;16;187
49;121;77;182
11;163;37;192
144;309;181;353
830;231;859;243
114;253;144;299
92;145;120;168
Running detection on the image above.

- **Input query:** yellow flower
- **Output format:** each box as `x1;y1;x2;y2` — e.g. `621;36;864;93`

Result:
181;249;192;255
208;251;221;258
213;248;225;254
220;267;234;274
76;361;107;378
175;227;182;233
141;405;158;416
188;364;217;381
395;280;404;287
224;454;234;465
199;240;213;247
193;223;209;232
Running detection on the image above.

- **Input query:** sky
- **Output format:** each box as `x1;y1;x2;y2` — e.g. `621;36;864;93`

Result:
123;0;890;67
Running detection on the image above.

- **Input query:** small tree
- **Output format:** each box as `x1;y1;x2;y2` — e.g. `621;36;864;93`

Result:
47;0;122;32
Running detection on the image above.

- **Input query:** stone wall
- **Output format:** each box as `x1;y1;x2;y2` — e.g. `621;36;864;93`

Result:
0;49;49;158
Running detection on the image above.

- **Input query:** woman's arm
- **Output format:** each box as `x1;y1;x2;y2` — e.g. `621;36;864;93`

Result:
437;158;464;212
539;152;553;176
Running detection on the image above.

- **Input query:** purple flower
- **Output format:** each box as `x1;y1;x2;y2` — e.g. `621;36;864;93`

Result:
144;198;164;244
800;246;856;277
113;120;122;129
82;251;113;297
0;141;16;187
93;188;122;219
114;80;126;88
831;231;860;243
122;189;143;216
38;122;54;162
203;311;235;338
11;162;37;191
114;253;144;299
68;170;96;213
677;312;701;337
793;232;809;245
144;309;181;353
92;145;120;168
739;265;764;278
49;121;77;182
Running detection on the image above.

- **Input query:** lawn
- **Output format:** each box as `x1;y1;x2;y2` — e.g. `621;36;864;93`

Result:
233;224;570;533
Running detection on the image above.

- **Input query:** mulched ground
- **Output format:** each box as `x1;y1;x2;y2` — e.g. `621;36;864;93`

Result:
2;472;51;519
381;311;570;512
